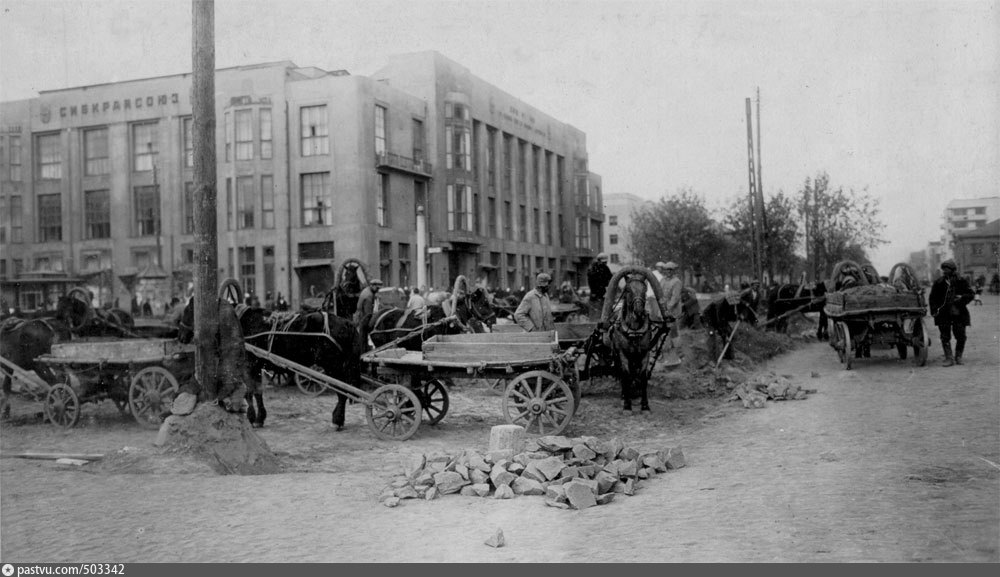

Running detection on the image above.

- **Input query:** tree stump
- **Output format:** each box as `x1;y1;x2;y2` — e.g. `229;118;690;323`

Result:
489;424;526;454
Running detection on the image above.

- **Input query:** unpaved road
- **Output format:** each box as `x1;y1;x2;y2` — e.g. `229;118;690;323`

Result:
1;298;997;562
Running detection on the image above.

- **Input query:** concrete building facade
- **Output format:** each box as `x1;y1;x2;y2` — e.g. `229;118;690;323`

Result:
951;218;999;283
601;192;648;273
940;196;1000;261
0;52;603;313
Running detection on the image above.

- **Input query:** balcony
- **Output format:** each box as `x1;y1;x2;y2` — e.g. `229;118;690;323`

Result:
375;152;432;177
443;229;482;246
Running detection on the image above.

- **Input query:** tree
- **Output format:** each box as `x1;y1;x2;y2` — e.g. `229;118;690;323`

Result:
797;172;886;280
722;191;801;282
626;188;727;281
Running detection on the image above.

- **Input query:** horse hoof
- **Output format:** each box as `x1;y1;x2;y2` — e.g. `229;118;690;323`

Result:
641;406;651;412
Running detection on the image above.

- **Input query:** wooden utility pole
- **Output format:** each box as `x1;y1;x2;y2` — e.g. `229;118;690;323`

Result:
755;88;770;285
192;0;220;399
745;97;762;285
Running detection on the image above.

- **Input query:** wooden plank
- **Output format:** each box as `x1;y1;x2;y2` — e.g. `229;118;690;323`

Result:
2;452;105;461
422;341;558;362
426;331;556;344
48;338;181;360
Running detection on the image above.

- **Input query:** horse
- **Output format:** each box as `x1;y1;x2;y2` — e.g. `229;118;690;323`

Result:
54;293;136;338
600;267;670;412
177;298;270;427
0;316;73;419
368;285;496;351
321;258;369;320
765;281;828;339
701;291;758;362
678;287;703;329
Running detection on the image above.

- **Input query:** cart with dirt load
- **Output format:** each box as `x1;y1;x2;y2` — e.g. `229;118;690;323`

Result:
824;261;930;370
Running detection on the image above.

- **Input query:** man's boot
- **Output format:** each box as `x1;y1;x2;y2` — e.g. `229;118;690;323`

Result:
941;342;954;367
955;341;965;365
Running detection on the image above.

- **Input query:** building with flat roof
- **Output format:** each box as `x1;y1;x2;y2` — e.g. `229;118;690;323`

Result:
0;52;603;313
601;192;649;274
952;218;999;283
940;196;1000;260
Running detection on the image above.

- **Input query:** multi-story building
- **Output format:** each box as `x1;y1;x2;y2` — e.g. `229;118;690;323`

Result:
0;52;603;313
951;218;999;283
940;197;1000;260
601;192;648;273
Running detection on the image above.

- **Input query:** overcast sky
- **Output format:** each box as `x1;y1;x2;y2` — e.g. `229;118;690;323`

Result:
2;0;997;275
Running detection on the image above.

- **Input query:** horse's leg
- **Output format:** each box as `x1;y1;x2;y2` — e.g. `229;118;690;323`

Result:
331;392;347;430
639;372;650;412
253;391;266;427
1;371;11;419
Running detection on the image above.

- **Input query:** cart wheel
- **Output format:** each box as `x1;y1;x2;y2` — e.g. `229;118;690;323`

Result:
65;287;96;332
295;366;328;396
129;366;179;429
415;378;449;425
912;318;929;367
365;384;422;441
837;322;853;370
219;278;244;306
44;382;81;428
502;370;575;436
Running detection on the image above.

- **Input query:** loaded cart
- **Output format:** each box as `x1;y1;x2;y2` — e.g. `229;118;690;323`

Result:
824;261;930;370
361;330;582;439
34;338;194;428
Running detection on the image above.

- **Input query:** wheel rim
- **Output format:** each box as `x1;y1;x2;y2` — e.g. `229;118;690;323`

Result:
365;384;422;441
416;379;449;425
913;318;929;367
502;370;575;436
295;366;328;396
129;367;179;429
840;323;853;370
44;383;80;428
834;322;846;363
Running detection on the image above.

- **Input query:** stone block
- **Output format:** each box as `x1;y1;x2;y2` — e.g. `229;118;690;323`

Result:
559;466;581;479
484;528;506;548
512;476;546;496
520;461;546;483
618;459;638;478
171;392;198;416
507;461;525;474
486;449;514;463
415;472;435;487
391;476;411;488
595;493;616;506
594;470;618;494
576;464;597;478
572;444;597;461
455;463;470;480
460;485;479;497
424;486;438;500
490;465;517;487
489;424;526;454
537;435;574;452
606;437;625;460
467;451;491;472
493;484;515;499
433;471;470;495
664;447;686;469
564;481;597;509
637;468;649;480
641;453;667;473
613;481;626;493
470;468;490;485
394;485;419;499
472;483;491;497
544;499;571;509
535;456;567;481
382;496;401;508
620;446;640;461
545;484;567;502
623;478;636;496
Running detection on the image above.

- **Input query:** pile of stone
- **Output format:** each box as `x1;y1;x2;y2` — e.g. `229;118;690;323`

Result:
727;372;815;408
380;433;685;510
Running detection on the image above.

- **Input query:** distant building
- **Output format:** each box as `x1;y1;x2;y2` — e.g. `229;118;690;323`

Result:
940;197;1000;260
601;192;649;274
0;52;603;312
952;218;999;283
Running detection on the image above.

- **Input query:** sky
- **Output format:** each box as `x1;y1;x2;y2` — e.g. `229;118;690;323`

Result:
1;0;997;275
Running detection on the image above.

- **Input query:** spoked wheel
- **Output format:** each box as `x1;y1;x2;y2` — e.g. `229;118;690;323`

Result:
129;366;180;429
219;278;244;306
365;384;422;441
912;317;929;367
295;366;328;396
837;322;853;370
502;370;575;436
44;382;81;428
414;378;449;425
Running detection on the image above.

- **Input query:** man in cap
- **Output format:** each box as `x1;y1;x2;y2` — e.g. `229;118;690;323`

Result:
658;262;684;322
928;259;975;366
355;278;384;349
587;253;613;309
652;262;666;285
514;272;556;332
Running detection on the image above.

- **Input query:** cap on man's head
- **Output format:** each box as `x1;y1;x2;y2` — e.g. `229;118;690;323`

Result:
536;273;552;285
370;278;384;286
664;261;679;270
596;253;608;261
940;259;957;271
655;261;667;270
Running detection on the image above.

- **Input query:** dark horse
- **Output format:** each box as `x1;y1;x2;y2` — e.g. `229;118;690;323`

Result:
701;291;758;362
600;267;670;412
678;287;703;329
177;299;271;427
368;286;496;351
765;282;828;340
0;316;73;419
55;292;136;338
321;258;368;319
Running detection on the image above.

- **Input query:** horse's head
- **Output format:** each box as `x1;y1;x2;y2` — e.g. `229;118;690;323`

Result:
55;295;91;331
466;287;497;327
619;273;650;332
340;263;363;296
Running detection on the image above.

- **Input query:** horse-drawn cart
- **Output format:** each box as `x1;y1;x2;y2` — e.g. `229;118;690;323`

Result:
360;331;582;439
33;338;194;428
824;261;930;370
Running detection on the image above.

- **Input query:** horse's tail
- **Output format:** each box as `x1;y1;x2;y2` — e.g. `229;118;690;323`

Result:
600;266;664;323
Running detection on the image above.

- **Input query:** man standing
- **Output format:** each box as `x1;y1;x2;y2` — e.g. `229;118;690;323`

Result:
587;253;613;307
355;278;384;349
928;259;975;366
514;273;556;332
659;262;683;322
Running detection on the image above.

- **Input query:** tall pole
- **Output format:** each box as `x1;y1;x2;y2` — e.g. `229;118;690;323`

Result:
192;0;220;400
745;97;761;284
416;205;427;290
755;88;770;284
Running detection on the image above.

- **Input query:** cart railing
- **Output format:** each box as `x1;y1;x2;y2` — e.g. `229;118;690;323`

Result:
0;355;51;397
243;342;371;404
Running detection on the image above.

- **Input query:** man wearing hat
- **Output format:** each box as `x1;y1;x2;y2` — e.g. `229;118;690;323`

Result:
587;253;613;306
928;259;975;366
658;262;684;322
355;278;384;349
514;272;556;332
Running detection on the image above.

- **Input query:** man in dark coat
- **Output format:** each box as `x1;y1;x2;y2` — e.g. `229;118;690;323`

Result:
928;259;975;366
587;253;613;304
354;279;383;350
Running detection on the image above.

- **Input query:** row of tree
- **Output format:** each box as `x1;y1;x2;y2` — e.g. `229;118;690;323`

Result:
627;171;887;286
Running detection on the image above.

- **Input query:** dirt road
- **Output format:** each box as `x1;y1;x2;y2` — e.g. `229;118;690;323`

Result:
2;298;997;562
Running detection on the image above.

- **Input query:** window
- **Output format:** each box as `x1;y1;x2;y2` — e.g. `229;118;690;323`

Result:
261;175;274;229
446;125;471;170
134;185;159;237
263;246;275;297
504;201;513;240
974;207;986;215
532;145;540;198
447;184;473;231
35;253;64;272
0;196;5;244
398;244;411;288
38;194;62;242
224;111;232;161
183;182;195;234
971;243;984;256
556;156;564;202
486;127;497;193
235;109;253;160
558;214;564;247
298;242;334;260
610;254;620;264
545;151;553;200
84;128;110;175
503;134;512;195
610;234;618;245
81;250;110;273
954;221;968;229
412;119;424;163
488;197;497;237
379;241;392;283
132;122;158;172
236;176;254;229
609;215;618;226
472;121;480;181
10;195;22;242
9;135;21;181
474;191;481;234
225;178;233;230
533;208;540;243
300;105;329;156
36;133;62;179
375;105;387;156
301;172;332;226
518;205;527;242
518;140;526;200
377;172;389;227
227;247;234;279
259;109;273;159
84;190;111;239
239;246;256;296
182;117;194;168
